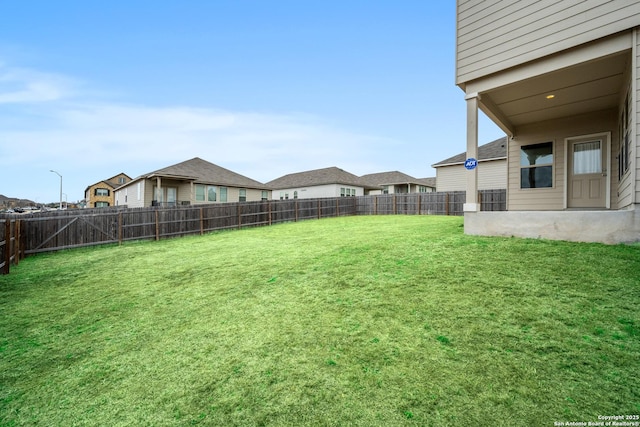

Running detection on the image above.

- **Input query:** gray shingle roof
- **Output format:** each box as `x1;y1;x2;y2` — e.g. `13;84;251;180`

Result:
143;157;268;189
416;177;437;188
359;171;422;186
267;166;379;190
431;137;507;167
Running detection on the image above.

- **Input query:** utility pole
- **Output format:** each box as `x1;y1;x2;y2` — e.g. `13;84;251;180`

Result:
50;170;62;210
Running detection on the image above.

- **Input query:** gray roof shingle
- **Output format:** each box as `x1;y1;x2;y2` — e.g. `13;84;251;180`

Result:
267;166;379;190
431;137;507;167
359;171;421;186
142;157;268;189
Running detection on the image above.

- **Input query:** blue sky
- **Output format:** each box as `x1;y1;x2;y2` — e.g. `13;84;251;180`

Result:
0;1;504;204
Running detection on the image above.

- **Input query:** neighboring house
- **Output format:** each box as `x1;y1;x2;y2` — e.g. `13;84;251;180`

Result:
84;173;132;208
431;137;507;192
417;177;437;191
266;166;380;200
360;171;436;195
114;157;270;208
456;1;640;243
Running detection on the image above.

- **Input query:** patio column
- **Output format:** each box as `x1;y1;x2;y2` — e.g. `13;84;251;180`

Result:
464;93;480;212
156;176;162;205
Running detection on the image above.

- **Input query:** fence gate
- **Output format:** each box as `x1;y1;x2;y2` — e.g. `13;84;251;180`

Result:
22;213;120;255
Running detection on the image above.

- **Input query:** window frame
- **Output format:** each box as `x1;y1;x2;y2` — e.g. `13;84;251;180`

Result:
520;141;554;189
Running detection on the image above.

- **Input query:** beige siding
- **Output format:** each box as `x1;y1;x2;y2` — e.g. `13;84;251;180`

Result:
436;159;506;192
618;57;634;208
635;28;640;206
457;0;640;85
508;109;617;210
436;166;467;192
271;184;363;199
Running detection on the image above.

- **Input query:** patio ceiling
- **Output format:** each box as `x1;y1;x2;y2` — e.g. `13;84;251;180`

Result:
478;50;630;135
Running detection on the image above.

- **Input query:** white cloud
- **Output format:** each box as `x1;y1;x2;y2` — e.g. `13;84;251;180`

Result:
0;64;76;104
0;61;401;202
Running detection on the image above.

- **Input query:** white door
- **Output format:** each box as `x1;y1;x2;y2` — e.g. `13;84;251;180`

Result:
567;137;607;208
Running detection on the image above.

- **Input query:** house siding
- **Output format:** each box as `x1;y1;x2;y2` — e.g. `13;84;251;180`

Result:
507;109;617;210
457;0;640;85
635;28;640;206
436;159;506;192
272;184;363;200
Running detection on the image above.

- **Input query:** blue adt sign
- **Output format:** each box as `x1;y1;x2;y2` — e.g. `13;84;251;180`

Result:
464;158;478;170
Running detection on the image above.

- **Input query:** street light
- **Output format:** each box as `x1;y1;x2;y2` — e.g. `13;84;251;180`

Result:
50;170;62;210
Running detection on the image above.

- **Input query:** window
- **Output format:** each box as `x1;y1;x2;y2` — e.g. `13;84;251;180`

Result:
618;89;631;180
95;188;110;196
520;142;553;188
279;192;285;200
118;177;126;184
293;191;298;199
95;201;110;207
195;185;205;201
207;186;217;202
167;187;177;205
382;186;389;194
220;187;228;202
573;141;601;174
340;188;346;197
239;189;247;202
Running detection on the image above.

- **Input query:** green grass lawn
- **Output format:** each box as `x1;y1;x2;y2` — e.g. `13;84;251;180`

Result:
1;215;639;426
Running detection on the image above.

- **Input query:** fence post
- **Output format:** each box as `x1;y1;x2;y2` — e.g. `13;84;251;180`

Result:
3;220;10;275
336;197;339;216
200;207;204;235
445;193;450;216
118;212;123;245
374;196;378;215
417;193;421;215
295;199;299;222
155;210;160;241
238;204;242;229
318;199;321;219
14;220;20;266
268;200;272;226
393;195;397;215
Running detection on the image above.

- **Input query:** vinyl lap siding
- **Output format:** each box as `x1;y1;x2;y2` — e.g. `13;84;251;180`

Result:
507;109;617;210
457;0;640;85
635;27;640;206
436;160;506;192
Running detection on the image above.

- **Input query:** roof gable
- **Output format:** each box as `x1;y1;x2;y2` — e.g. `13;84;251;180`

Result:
432;137;507;167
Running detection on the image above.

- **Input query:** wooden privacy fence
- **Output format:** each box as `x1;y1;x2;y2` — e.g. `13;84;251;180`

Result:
0;190;505;274
0;219;21;275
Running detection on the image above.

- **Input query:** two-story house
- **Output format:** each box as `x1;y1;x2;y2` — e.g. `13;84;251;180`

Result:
457;1;640;243
84;173;132;208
